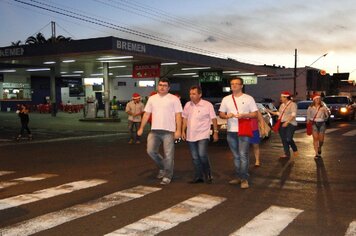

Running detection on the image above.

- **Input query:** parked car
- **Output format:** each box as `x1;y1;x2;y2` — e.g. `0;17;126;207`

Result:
212;102;272;139
296;100;331;125
323;95;355;121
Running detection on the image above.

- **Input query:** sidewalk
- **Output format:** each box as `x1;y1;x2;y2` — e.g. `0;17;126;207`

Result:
0;110;131;140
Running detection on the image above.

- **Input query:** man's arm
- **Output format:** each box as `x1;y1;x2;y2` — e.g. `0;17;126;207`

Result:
175;112;182;139
137;112;150;136
212;118;219;142
182;117;187;141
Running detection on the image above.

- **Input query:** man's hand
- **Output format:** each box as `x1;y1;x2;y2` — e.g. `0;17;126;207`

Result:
213;132;219;142
181;131;186;141
137;128;143;136
174;130;181;140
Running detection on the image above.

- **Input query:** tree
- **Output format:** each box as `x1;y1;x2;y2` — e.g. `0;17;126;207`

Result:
11;40;22;46
25;32;47;45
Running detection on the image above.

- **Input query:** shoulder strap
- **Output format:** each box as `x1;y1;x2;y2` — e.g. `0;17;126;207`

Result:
312;106;321;122
232;94;239;112
279;101;291;120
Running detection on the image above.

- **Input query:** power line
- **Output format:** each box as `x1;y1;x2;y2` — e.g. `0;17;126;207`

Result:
12;0;227;58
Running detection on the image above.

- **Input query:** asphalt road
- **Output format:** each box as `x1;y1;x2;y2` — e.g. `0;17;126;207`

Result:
0;119;355;236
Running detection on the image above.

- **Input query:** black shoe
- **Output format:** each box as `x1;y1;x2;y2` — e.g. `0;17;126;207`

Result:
205;177;213;184
318;147;322;155
188;178;204;184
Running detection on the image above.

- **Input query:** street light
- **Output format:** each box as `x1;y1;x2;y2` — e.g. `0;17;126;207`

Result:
293;50;328;97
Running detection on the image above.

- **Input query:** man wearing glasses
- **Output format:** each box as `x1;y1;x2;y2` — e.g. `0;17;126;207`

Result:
219;77;258;189
137;78;182;185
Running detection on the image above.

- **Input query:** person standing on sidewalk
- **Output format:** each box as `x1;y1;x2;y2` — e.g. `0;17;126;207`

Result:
307;94;329;159
267;91;298;159
182;86;218;184
16;104;32;141
137;78;182;185
219;77;258;189
125;93;144;144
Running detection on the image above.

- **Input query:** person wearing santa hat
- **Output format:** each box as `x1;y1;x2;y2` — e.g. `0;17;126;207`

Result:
267;91;298;159
125;93;145;144
307;94;330;159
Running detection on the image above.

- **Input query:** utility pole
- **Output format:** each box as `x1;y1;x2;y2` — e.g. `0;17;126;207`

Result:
51;21;56;43
293;49;297;97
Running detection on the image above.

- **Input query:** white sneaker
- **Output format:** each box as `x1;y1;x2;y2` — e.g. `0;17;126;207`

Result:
156;170;165;179
160;177;171;185
240;180;249;189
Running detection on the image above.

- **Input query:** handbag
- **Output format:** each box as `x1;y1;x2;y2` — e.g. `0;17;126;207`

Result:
232;95;253;137
307;106;321;136
272;119;281;133
272;101;291;133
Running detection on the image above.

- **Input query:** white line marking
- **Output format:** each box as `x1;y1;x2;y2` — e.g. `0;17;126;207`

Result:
0;185;161;236
105;194;226;236
0;133;125;147
343;129;356;137
325;128;338;134
0;173;58;189
294;129;306;134
0;171;15;177
230;205;303;236
0;179;106;210
345;220;356;236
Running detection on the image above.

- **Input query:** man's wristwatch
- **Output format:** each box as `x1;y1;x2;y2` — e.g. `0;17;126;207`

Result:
214;129;219;133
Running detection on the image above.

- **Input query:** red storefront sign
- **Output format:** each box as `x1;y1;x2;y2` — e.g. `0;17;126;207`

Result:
132;64;160;78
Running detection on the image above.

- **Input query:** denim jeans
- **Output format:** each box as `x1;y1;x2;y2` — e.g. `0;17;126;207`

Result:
187;139;211;180
128;121;141;142
147;130;175;179
279;123;297;156
226;132;250;180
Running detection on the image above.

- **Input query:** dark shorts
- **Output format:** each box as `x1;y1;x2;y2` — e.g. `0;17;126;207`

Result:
249;130;261;144
312;121;326;134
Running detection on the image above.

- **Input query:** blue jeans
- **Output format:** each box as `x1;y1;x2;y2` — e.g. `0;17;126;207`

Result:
226;132;250;180
128;121;141;142
279;123;297;156
147;130;175;179
187;139;211;180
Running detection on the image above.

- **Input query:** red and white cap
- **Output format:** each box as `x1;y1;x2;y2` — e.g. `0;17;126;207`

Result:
281;91;291;97
132;93;141;99
312;94;321;100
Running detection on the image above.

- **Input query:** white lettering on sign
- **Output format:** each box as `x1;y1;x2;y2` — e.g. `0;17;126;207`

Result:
116;40;146;53
0;47;24;57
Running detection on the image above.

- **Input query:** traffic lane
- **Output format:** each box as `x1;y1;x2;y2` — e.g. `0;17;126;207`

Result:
0;129;355;235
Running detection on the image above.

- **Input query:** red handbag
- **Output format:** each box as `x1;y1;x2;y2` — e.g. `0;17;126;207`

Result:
306;122;313;135
272;119;281;133
272;102;291;133
307;106;320;136
232;95;253;137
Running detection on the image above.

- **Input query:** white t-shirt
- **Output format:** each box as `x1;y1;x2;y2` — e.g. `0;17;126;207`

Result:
144;93;183;132
219;93;258;132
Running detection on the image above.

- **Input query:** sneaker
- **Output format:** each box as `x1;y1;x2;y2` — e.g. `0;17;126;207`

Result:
240;180;249;189
293;151;299;158
229;178;241;185
28;135;33;141
160;177;171;185
128;139;134;144
135;140;141;144
156;170;165;179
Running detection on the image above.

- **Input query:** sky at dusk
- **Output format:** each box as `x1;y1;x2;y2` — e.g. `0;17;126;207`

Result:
1;0;355;80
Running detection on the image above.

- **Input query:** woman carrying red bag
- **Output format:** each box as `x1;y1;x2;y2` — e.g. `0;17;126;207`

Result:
267;91;298;159
307;94;329;159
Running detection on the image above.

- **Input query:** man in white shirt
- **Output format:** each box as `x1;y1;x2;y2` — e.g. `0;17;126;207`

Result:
125;93;144;144
137;78;182;185
219;77;258;189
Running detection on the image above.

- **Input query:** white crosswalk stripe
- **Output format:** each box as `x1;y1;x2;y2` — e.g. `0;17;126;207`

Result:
343;129;356;136
0;171;15;177
0;173;57;189
345;220;356;236
105;194;226;236
0;185;160;236
230;205;303;236
0;179;106;211
324;128;339;134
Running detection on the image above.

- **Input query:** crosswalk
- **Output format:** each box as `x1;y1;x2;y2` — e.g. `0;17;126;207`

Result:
0;171;354;236
294;127;355;135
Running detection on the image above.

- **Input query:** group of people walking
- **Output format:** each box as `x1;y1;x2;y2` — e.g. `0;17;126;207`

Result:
130;76;329;189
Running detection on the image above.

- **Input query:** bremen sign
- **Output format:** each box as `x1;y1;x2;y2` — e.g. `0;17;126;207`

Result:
0;47;24;57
